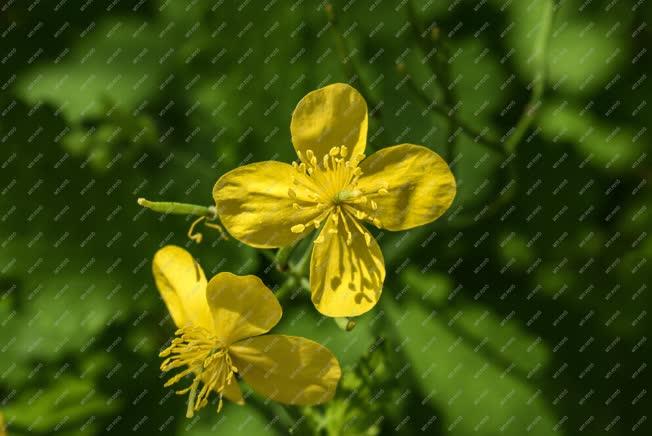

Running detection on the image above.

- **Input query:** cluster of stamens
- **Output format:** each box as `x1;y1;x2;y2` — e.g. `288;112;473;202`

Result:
160;326;238;417
287;146;390;245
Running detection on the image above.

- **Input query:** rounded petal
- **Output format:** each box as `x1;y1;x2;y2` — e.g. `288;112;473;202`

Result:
356;144;456;231
229;335;341;406
206;272;282;346
310;211;385;317
214;161;324;249
291;83;368;161
222;380;245;405
152;245;212;331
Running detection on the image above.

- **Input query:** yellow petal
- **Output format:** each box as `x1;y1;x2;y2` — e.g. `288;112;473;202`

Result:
310;210;385;317
214;161;324;248
152;245;212;331
222;379;245;405
206;272;282;346
229;335;341;406
290;83;368;161
355;144;456;231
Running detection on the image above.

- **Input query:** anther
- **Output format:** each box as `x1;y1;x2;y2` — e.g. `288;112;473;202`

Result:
291;224;306;233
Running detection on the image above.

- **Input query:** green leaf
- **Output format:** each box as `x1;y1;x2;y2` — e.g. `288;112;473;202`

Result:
179;402;279;436
538;102;645;171
503;0;625;94
450;38;509;125
3;376;115;433
385;299;558;435
401;265;452;306
17;19;168;122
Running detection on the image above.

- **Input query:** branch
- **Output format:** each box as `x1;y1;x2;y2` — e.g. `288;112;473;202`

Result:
324;3;381;117
503;0;556;153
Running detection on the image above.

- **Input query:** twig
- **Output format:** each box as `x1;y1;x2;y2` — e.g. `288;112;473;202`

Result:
405;1;464;160
503;0;556;153
324;3;382;117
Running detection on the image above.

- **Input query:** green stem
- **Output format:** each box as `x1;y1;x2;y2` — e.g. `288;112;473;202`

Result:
137;198;216;218
503;0;555;153
325;3;381;118
275;241;300;272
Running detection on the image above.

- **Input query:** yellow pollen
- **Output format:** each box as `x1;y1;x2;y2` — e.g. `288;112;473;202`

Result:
160;326;237;418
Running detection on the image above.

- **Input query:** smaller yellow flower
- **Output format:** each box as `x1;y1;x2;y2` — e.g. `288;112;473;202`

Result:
153;245;341;417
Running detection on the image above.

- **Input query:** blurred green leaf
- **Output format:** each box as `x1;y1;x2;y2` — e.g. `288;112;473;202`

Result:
17;19;168;122
386;299;558;435
179;402;279;436
3;376;114;433
538;101;645;171
401;266;452;306
503;0;625;94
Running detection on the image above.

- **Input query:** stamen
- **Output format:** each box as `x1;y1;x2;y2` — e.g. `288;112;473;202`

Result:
160;326;237;417
188;217;228;242
187;216;206;243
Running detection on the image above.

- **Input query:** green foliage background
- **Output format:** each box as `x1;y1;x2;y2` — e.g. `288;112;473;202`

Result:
0;0;649;435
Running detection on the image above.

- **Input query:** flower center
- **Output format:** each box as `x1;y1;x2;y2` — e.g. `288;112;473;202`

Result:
288;146;389;237
159;326;238;417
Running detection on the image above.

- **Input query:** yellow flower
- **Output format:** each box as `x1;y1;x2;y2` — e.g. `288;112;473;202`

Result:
214;83;456;317
152;245;341;417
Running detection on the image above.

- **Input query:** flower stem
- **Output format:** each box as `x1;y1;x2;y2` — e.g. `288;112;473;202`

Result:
137;198;216;219
275;240;300;272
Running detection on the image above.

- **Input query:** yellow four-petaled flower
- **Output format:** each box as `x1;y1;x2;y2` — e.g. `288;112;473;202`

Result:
153;245;341;417
214;83;456;317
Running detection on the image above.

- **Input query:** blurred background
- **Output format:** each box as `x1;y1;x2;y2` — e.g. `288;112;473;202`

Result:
0;0;649;435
